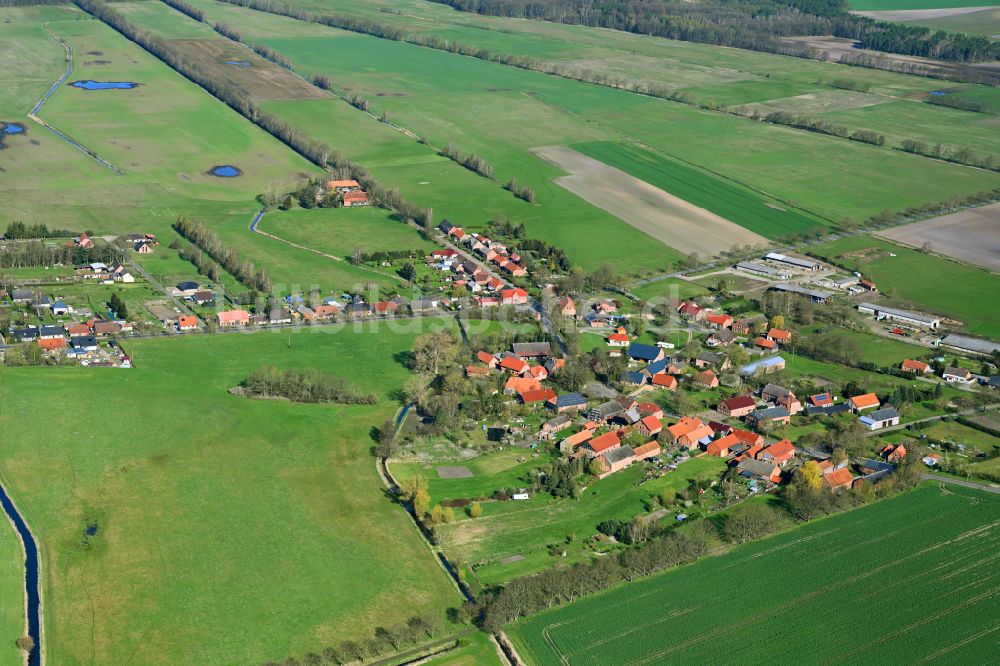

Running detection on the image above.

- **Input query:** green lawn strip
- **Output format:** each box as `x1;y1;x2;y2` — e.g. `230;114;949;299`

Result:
0;326;463;664
809;235;1000;340
631;278;710;303
509;484;1000;665
259;207;438;258
115;1;218;40
0;517;25;666
418;631;503;666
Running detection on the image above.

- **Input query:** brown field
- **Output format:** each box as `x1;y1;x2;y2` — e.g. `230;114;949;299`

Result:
852;6;999;21
531;145;768;258
876;202;1000;271
171;39;330;101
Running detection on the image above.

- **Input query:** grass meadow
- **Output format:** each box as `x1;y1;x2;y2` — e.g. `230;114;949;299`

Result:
509;484;1000;665
259;207;438;258
809;235;1000;340
0;519;24;666
849;0;999;10
393;455;728;585
902;8;1000;38
0;327;463;664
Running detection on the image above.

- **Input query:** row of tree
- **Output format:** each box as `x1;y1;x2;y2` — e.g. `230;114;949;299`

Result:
176;242;224;284
4;222;78;240
900;139;1000;174
0;240;119;269
440;143;494;179
173;216;271;292
239;366;377;404
161;0;204;23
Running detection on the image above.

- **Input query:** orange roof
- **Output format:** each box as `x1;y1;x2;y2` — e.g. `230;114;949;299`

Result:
343;191;369;204
706;313;732;326
328;179;360;188
563;430;594;447
178;315;198;328
667;416;705;440
520;388;557;404
755;337;777;349
824;467;854;489
505;376;541;393
850;393;880;409
583;420;599;430
731;428;763;445
38;337;66;350
652;374;677;388
639;415;662;432
761;438;795;462
633;441;660;458
529;365;547;379
476;351;496;364
217;309;250;324
467;365;490;376
901;359;930;373
706;434;737;456
68;323;91;335
608;333;630;343
500;356;530;373
768;328;791;341
693;370;717;385
589;432;621;453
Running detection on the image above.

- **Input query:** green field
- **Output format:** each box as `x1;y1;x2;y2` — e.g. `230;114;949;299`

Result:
395;455;727;584
424;632;503;666
809;235;1000;340
0;519;24;666
850;0;999;10
572;141;830;239
900;7;1000;38
631;278;711;303
259;206;438;258
509;483;1000;665
0;327;461;664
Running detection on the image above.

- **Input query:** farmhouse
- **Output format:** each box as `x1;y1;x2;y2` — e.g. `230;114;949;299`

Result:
177;316;198;331
38;337;67;351
588;400;625;423
633;441;660;461
758;439;795;466
707;329;736;347
737;458;781;484
637;415;662;437
512;342;551;358
217;310;250;327
693;370;719;388
901;359;931;374
767;328;791;343
942;367;974;384
748;406;790;430
500;356;530;375
519;388;557;405
342;191;370;207
881;443;907;462
849;393;880;413
628;343;664;363
541;414;572;437
651;373;678;390
705;313;733;329
764;252;822;271
597;446;636;479
755;337;777;350
718;395;756;418
504;376;540;395
761;383;802;414
608;332;630;347
559;429;593;453
857;303;939;330
467;365;491;378
586;431;621;457
666;417;713;449
823;467;854;492
732;315;767;335
694;351;729;370
327;179;360;193
558;295;576;317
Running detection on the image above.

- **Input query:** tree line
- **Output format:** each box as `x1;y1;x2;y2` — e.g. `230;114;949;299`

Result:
160;0;204;23
239;366;377;404
439;143;494;179
4;222;78;240
173;216;272;292
0;240;119;269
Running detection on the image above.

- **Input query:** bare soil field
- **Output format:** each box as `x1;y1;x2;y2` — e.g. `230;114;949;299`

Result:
781;36;1000;83
171;39;329;101
852;6;999;20
531;145;767;258
876;202;1000;271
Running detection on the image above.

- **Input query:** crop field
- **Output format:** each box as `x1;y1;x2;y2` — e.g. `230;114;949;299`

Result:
849;0;999;11
393;456;727;584
509;484;1000;665
809;235;1000;340
572;141;828;239
876;202;1000;272
146;0;1000;270
0;326;463;664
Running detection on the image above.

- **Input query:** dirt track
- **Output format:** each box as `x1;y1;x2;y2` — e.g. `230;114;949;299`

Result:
531;146;767;258
876;203;1000;272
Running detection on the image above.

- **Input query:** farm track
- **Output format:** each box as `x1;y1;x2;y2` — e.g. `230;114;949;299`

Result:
28;24;124;174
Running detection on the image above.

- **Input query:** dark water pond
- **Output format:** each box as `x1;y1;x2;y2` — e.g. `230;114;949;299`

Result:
2;123;25;135
929;91;948;96
209;165;241;177
71;80;138;90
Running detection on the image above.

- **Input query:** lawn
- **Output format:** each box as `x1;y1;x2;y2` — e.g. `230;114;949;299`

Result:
631;277;710;303
572;141;829;239
0;518;25;666
397;455;728;585
809;235;1000;340
258;207;438;259
509;483;1000;665
920;420;1000;452
808;328;933;366
0;326;463;664
423;632;503;666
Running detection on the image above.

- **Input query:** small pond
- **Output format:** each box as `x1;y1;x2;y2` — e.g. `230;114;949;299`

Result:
224;60;251;68
209;165;242;177
71;80;138;90
2;122;25;135
929;91;949;96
